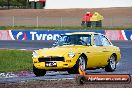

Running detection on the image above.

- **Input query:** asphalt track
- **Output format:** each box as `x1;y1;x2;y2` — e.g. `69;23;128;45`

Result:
0;40;132;83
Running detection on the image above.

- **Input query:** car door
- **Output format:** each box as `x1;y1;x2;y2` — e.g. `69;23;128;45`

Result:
86;34;105;68
99;35;113;66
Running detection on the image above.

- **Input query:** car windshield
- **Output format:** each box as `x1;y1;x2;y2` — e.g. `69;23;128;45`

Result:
53;34;91;46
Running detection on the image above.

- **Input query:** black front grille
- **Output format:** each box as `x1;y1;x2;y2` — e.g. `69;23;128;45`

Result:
38;56;64;62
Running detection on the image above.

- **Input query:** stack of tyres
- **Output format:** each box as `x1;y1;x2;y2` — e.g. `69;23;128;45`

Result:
92;21;102;27
86;21;92;27
96;20;102;27
31;2;36;9
30;1;45;9
36;2;43;9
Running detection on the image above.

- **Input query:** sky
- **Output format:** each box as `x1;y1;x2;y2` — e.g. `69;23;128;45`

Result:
45;0;132;9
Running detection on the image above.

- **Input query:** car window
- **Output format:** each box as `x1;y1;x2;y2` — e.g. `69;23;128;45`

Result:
94;34;102;46
80;35;91;45
94;34;111;46
54;34;91;46
100;35;111;46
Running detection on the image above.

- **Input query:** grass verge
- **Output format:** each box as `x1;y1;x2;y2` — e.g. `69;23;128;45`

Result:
0;49;32;72
1;26;132;30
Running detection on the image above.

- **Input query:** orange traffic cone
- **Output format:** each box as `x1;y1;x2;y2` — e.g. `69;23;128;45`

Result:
79;65;86;76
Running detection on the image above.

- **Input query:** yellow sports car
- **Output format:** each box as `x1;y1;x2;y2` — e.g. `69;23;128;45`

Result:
32;32;121;76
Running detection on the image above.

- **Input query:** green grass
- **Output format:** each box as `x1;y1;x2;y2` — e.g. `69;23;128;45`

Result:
0;26;6;30
0;49;32;72
0;26;132;30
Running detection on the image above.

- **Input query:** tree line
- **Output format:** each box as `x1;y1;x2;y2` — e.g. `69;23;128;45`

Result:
0;0;28;8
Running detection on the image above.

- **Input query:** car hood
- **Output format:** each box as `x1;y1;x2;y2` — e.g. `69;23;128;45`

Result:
36;45;82;57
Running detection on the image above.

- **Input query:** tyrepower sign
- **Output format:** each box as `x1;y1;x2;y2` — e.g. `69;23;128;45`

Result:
8;30;103;40
0;30;132;40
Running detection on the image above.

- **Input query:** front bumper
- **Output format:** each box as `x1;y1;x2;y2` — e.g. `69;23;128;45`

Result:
33;55;80;70
33;61;75;70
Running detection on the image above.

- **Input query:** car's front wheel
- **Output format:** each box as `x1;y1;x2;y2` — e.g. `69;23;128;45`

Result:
68;55;87;74
105;55;116;72
33;65;46;76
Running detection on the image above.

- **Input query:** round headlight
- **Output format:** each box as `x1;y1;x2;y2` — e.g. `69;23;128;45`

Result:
68;50;75;58
32;51;38;58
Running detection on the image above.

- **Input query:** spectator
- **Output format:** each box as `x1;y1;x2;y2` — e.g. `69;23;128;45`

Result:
81;12;93;27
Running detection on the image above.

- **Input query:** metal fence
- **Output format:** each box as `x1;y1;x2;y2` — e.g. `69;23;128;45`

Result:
0;16;132;27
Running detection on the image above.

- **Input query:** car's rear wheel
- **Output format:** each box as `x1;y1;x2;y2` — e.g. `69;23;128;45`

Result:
68;55;86;74
33;65;46;76
105;55;116;72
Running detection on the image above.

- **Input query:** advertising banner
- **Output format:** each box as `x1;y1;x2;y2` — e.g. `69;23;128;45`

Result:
0;30;132;40
105;30;132;40
8;30;104;40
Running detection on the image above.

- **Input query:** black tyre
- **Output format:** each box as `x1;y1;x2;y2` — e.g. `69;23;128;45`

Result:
96;21;102;27
68;56;87;74
86;21;91;27
105;55;116;72
33;65;46;76
81;21;86;27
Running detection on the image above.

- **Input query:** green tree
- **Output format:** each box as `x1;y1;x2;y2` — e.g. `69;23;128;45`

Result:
0;0;7;6
0;0;28;6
